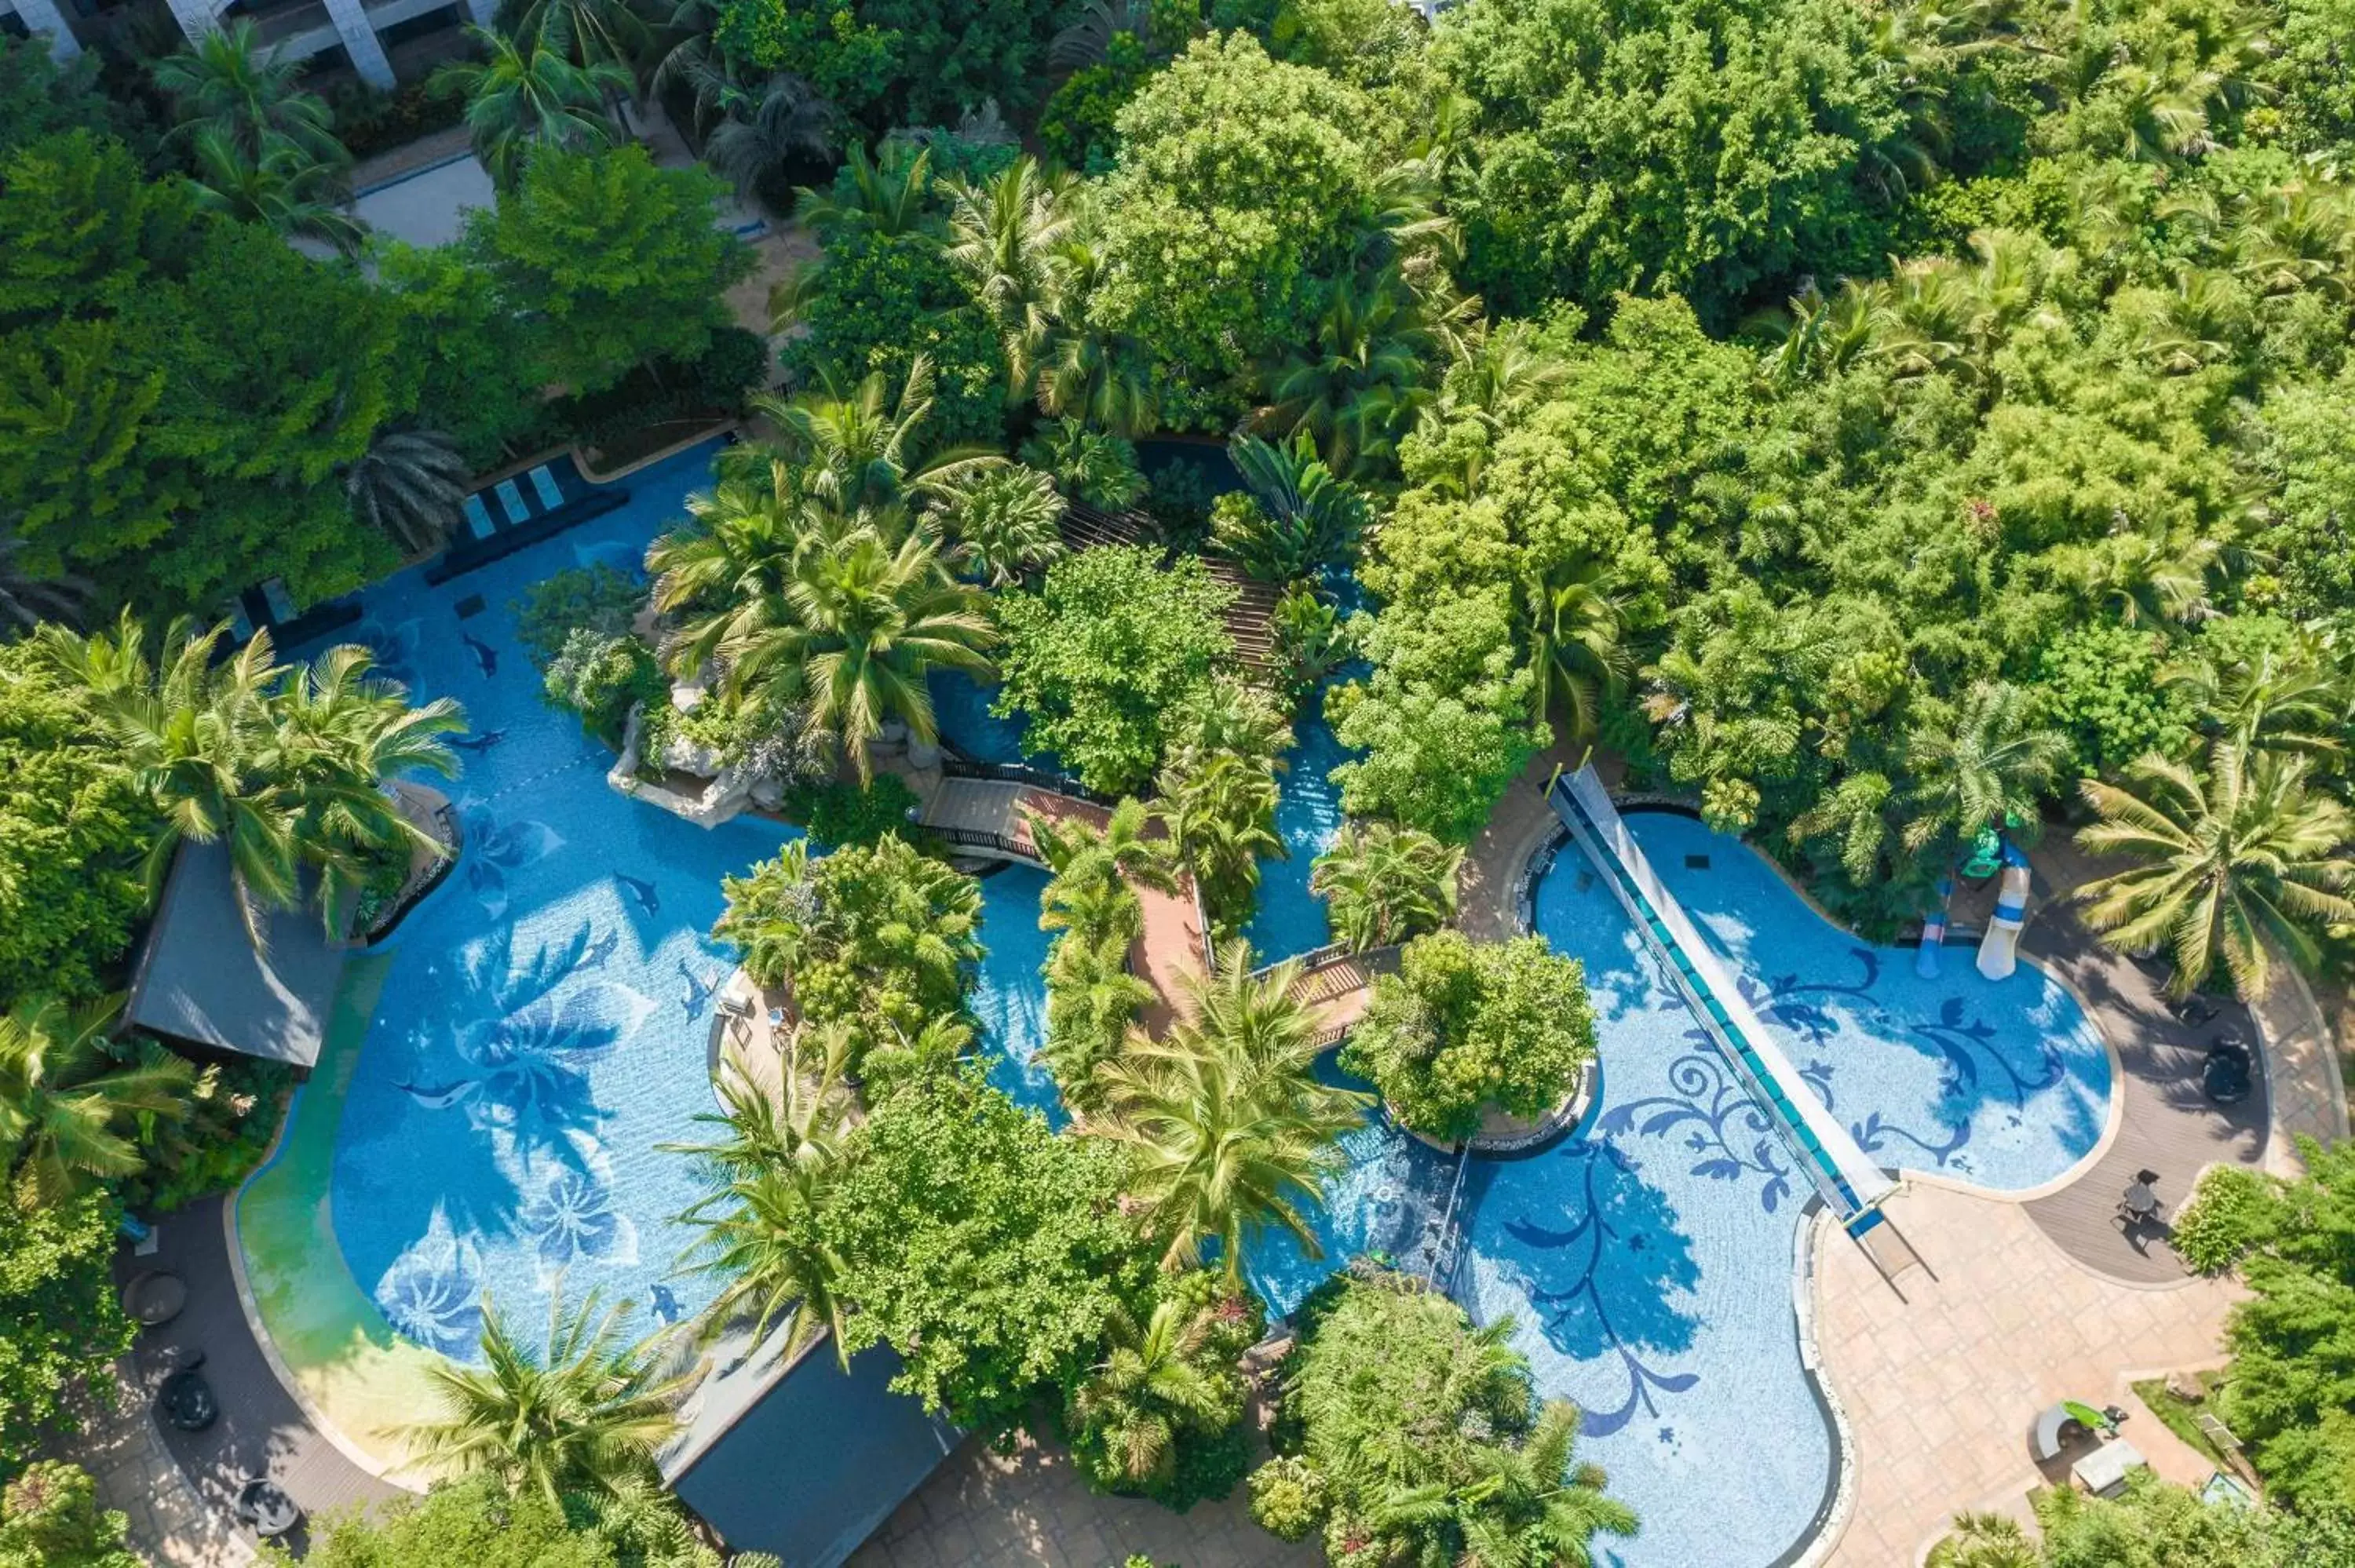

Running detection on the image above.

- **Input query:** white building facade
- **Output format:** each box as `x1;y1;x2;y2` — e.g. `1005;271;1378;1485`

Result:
4;0;492;89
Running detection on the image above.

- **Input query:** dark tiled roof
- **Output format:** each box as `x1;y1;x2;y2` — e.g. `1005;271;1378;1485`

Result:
124;842;347;1068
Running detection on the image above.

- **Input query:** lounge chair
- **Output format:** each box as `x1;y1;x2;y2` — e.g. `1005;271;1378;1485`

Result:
494;478;530;522
528;465;566;511
462;494;496;540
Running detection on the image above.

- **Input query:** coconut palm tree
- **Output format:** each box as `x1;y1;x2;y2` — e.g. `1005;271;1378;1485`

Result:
944;158;1075;397
185;129;363;253
725;526;996;777
936;465;1065;587
1260;269;1434;477
2076;739;2355;999
1031;796;1179;903
666;1034;855;1365
0;518;87;634
646;477;815;679
2165;638;2347;760
435;28;628;188
152;20;346;165
1156;748;1283;935
751;356;1001;522
511;0;651;71
344;426;471;555
1090;944;1371;1282
795;141;936;239
0;994;201;1209
1524;560;1633;749
1926;1511;2039;1568
1067;1298;1230;1490
403;1287;689;1503
1366;1398;1637;1568
1900;680;2070;857
1041;928;1155;1099
1309;822;1462;953
703;71;834;209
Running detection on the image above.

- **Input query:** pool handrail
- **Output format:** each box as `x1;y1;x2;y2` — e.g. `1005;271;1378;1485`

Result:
1549;766;1897;1223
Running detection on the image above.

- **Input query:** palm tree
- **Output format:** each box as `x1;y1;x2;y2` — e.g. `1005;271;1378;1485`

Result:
0;994;201;1209
647;477;814;680
1900;680;2069;858
1926;1511;2039;1568
1032;796;1179;903
2165;639;2346;760
435;28;627;188
1260;269;1434;477
725;526;996;777
1366;1398;1637;1567
511;0;651;71
345;426;471;555
1067;1298;1230;1490
1156;748;1283;934
403;1287;689;1503
795;141;935;239
1041;928;1154;1099
750;356;1001;520
0;517;87;634
666;1023;856;1363
1090;943;1371;1283
937;465;1065;586
186;129;363;253
703;71;834;208
2076;740;2355;999
152;21;346;166
1309;822;1462;952
943;159;1075;398
1524;560;1633;749
1214;432;1367;585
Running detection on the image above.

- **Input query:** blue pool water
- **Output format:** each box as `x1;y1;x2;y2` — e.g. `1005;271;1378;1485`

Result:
306;444;2110;1568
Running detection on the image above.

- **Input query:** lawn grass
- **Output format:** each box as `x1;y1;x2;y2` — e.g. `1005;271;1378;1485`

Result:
2132;1375;2231;1471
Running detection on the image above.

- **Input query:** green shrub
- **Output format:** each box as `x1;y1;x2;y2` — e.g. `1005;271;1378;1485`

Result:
1248;1454;1329;1541
0;1460;138;1568
781;775;922;849
2172;1165;2274;1274
545;629;666;749
1341;931;1597;1142
510;564;648;669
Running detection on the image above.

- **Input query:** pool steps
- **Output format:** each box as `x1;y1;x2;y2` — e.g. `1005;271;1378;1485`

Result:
1548;768;1900;1235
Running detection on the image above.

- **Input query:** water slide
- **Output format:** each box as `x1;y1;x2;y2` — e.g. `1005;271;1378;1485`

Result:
1550;768;1897;1223
1975;843;2032;981
1917;876;1953;979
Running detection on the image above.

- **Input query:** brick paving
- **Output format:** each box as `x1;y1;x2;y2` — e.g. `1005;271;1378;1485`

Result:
1813;1181;2244;1567
67;1368;254;1568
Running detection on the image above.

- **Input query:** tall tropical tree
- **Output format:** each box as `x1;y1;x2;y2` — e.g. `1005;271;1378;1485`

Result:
794;141;935;239
510;0;651;71
435;29;628;188
1524;560;1633;749
703;71;834;208
646;476;812;679
751;356;1000;521
665;1024;856;1364
1260;269;1435;478
937;465;1065;587
1156;748;1283;934
403;1288;689;1503
344;426;471;555
0;994;200;1209
1310;821;1462;952
1066;1298;1229;1490
725;526;996;776
0;519;86;633
186;129;363;253
1090;944;1371;1283
1365;1398;1637;1568
152;21;346;165
1926;1511;2040;1568
2076;740;2355;999
1214;432;1368;585
1900;680;2070;857
943;158;1075;398
2166;640;2347;760
1031;797;1178;904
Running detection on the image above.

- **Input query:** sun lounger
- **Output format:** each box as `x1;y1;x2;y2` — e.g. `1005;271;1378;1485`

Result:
528;465;566;511
462;494;496;539
495;478;530;522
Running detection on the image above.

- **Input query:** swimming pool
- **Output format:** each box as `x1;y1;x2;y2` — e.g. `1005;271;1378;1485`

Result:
272;444;2110;1566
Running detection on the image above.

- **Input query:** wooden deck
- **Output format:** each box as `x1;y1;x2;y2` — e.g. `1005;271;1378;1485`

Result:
1060;501;1279;673
115;1196;403;1553
2006;841;2271;1283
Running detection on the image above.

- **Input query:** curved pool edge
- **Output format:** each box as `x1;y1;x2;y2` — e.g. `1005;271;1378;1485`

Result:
1622;799;2126;1205
228;951;447;1491
1789;1205;1863;1568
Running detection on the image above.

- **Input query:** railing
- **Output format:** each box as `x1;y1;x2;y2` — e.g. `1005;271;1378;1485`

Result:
937;753;1116;808
1249;940;1355;980
918;822;1031;859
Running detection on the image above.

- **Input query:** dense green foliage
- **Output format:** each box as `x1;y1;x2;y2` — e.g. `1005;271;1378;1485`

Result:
1269;1271;1636;1563
713;835;983;1075
995;546;1240;794
0;1194;133;1469
284;1474;749;1568
820;1070;1151;1431
1342;930;1596;1141
1931;1475;2355;1567
0;1461;139;1568
1065;1271;1263;1508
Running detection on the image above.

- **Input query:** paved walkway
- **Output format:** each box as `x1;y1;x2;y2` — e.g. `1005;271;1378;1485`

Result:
61;1368;254;1568
1457;739;1583;941
1814;1180;2244;1567
845;1428;1318;1568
